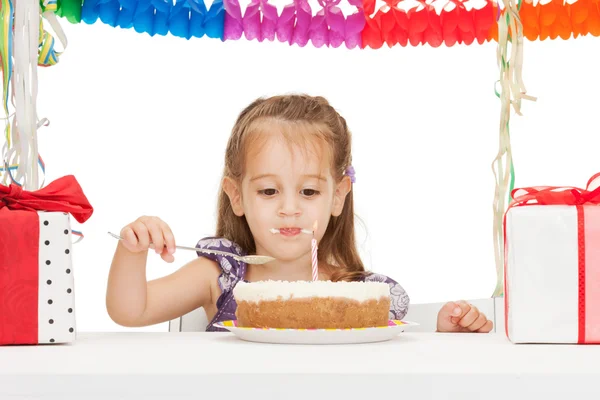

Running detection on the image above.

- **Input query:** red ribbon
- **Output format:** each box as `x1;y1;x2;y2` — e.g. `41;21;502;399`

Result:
507;172;600;208
503;173;600;343
0;176;93;345
0;175;94;223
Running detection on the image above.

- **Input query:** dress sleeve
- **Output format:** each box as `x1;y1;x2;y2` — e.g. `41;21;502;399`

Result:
364;273;410;320
195;237;246;295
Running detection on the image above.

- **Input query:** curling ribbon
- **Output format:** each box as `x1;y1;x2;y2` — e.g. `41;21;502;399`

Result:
0;0;13;122
38;0;68;67
491;0;536;297
2;0;57;188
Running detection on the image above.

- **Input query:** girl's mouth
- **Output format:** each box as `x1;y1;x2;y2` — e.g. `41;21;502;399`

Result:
270;228;312;236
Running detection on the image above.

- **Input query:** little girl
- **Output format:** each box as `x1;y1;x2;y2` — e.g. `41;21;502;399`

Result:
106;94;493;334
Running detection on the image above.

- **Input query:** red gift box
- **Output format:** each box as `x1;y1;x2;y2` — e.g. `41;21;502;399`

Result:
0;176;93;345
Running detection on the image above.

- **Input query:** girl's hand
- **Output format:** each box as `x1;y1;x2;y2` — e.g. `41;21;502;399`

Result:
119;216;176;263
436;300;494;333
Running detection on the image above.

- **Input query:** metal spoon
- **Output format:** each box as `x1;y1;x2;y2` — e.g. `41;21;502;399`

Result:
107;232;276;265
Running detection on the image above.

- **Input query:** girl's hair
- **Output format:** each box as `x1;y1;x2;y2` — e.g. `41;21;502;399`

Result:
216;94;366;282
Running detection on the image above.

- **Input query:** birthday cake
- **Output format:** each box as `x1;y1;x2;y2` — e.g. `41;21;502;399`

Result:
232;280;390;329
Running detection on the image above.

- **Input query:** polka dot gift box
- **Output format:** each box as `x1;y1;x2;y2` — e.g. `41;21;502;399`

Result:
0;176;93;345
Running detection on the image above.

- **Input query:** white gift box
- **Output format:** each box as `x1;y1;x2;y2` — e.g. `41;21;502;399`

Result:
504;175;600;344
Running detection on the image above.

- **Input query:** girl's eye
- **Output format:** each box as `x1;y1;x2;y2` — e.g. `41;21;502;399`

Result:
301;189;320;197
258;189;278;196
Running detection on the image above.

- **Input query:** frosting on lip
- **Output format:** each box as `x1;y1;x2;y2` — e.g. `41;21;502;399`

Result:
233;280;390;302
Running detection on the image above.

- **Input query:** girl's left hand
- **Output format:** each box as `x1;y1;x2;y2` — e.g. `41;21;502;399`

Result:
436;300;494;333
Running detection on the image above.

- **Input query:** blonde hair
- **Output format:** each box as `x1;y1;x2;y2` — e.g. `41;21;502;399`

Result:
216;94;366;282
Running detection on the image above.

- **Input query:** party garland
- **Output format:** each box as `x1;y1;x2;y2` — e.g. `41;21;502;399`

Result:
54;0;600;48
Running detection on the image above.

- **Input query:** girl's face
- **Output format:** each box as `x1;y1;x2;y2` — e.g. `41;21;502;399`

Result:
223;131;351;262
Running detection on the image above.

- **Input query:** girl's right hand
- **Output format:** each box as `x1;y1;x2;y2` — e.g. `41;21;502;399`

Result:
119;216;176;263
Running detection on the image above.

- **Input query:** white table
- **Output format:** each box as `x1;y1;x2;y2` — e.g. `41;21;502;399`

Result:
1;332;599;399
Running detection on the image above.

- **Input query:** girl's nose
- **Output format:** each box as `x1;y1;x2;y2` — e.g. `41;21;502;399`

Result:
278;194;302;217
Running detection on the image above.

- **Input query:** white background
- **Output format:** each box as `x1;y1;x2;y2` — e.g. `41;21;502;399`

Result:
29;15;600;332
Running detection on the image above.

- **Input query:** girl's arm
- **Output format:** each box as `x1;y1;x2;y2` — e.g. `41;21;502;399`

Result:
105;216;220;327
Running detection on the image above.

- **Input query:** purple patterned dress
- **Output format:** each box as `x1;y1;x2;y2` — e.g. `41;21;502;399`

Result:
196;237;410;332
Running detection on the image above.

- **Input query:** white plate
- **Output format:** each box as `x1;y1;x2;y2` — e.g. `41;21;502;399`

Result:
213;320;419;344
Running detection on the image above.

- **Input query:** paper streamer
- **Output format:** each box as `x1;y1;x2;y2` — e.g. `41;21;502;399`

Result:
224;0;365;48
516;0;600;41
80;0;225;39
364;0;600;48
57;0;83;23
58;0;600;46
362;0;497;48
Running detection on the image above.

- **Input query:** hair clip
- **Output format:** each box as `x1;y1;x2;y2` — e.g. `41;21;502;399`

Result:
344;165;356;183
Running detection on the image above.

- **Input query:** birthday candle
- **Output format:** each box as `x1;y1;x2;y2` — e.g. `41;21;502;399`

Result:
311;221;318;281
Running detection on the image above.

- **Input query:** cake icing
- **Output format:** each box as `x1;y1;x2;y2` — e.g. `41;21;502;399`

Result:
233;280;390;303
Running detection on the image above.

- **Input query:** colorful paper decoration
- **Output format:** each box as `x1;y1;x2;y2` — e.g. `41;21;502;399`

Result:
52;0;600;47
362;0;497;48
79;0;225;39
224;0;366;48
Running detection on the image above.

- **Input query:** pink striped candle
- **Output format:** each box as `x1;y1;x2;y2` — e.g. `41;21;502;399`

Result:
311;221;318;281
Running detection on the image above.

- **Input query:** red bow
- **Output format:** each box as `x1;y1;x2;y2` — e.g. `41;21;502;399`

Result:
0;175;93;223
509;172;600;208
